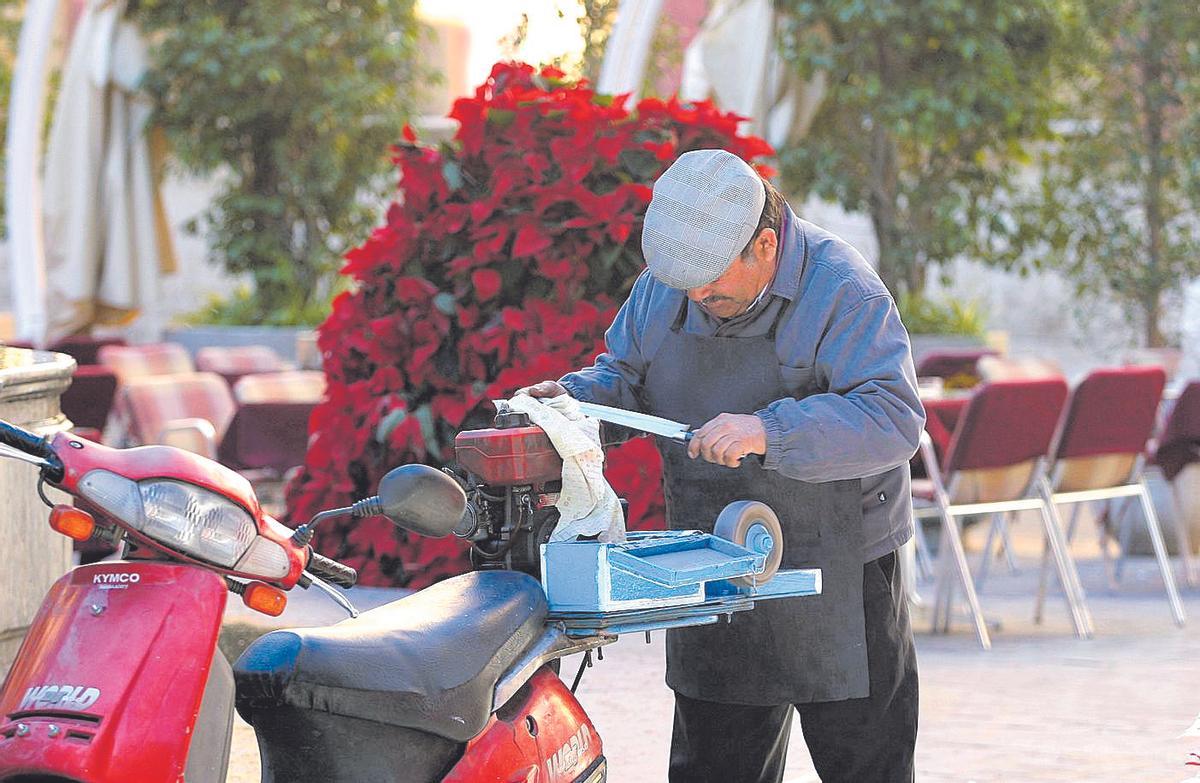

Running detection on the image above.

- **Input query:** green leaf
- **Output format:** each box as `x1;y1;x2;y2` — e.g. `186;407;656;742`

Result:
486;109;516;127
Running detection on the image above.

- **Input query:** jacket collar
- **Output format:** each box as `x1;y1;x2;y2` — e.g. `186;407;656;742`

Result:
768;205;805;303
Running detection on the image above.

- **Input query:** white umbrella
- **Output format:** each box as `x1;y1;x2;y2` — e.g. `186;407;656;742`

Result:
41;0;176;340
596;0;826;150
679;0;827;151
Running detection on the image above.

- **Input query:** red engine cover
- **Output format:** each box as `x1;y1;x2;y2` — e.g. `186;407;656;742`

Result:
0;562;227;782
455;426;562;485
443;666;603;783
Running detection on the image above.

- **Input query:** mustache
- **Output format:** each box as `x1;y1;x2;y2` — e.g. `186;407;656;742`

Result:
701;295;732;307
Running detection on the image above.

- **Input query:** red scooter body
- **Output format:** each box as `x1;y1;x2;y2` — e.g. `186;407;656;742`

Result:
444;667;604;783
0;420;610;782
0;562;231;782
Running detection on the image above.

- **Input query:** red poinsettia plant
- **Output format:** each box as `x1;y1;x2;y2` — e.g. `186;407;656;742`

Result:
285;62;774;587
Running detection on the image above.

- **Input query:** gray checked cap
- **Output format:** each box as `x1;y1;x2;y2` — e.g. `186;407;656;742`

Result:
641;149;766;290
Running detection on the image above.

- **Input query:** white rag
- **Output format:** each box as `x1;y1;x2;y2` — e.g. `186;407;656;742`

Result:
505;395;626;543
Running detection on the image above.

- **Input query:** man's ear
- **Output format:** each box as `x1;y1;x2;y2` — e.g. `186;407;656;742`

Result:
755;228;778;262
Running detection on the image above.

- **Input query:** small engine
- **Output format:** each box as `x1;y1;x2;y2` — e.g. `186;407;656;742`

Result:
451;409;566;578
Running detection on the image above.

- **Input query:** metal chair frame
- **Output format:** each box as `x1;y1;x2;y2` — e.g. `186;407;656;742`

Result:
914;432;1094;650
1034;454;1186;627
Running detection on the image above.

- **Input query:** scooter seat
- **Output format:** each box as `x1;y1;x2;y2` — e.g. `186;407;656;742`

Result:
233;570;548;743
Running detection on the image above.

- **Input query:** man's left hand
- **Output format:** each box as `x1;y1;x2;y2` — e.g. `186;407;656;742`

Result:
687;413;768;467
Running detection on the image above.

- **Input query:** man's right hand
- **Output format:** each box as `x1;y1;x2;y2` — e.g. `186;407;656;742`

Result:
515;380;569;398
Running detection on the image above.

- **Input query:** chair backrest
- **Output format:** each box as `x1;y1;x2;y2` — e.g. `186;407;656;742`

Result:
945;377;1069;475
99;343;194;381
119;372;236;446
916;348;998;386
61;365;119;431
196;345;289;376
1156;381;1200;482
232;370;326;404
1053;366;1165;461
217;402;317;473
49;336;126;366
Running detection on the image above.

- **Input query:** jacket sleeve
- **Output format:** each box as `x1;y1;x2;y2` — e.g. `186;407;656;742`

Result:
754;293;925;482
558;272;650;411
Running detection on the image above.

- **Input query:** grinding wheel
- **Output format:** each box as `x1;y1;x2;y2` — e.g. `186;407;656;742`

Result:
713;500;783;587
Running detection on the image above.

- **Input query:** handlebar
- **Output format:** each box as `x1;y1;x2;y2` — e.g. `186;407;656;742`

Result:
307;550;358;589
0;418;64;481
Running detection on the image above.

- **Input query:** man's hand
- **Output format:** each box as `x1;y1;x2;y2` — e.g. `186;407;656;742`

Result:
515;380;569;398
687;413;768;467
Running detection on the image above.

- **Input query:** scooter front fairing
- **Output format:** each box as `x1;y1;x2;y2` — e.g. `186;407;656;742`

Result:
0;562;233;783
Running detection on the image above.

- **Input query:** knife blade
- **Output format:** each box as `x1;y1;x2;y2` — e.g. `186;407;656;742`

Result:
571;400;693;442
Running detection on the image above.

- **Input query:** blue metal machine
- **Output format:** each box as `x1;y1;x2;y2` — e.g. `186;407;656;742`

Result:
540;502;821;637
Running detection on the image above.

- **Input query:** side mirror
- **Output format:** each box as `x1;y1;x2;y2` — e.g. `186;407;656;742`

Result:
372;464;466;538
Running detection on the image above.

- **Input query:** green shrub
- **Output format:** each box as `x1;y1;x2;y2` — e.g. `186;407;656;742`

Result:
138;0;430;324
898;292;987;337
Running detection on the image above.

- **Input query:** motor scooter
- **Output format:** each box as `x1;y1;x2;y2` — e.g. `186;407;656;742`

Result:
0;416;614;783
0;410;811;782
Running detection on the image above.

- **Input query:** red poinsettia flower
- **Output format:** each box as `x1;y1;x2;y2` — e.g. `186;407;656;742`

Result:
285;62;774;587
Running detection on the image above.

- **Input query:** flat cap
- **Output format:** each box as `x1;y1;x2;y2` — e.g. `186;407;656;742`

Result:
641;149;766;290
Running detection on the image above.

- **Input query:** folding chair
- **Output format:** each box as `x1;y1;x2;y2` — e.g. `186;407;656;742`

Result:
1152;380;1200;586
1033;366;1183;627
913;377;1091;648
196;345;293;388
118;372;236;457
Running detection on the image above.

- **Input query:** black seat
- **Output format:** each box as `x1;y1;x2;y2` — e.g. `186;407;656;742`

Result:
233;570;548;742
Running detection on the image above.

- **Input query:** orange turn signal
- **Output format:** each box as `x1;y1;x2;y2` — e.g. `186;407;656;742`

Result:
242;581;287;617
49;505;96;542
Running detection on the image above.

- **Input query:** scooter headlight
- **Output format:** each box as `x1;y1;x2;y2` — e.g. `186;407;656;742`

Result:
137;479;256;568
78;471;280;573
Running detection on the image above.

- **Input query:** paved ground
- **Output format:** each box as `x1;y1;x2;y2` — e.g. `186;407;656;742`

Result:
223;520;1200;782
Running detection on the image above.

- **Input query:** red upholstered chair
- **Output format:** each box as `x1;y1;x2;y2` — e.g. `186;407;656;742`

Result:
912;377;1090;648
61;365;119;437
1152;381;1200;583
98;343;196;443
196;345;293;388
1154;381;1200;485
915;348;999;388
117;372;236;458
1035;366;1183;626
218;402;316;475
218;371;326;476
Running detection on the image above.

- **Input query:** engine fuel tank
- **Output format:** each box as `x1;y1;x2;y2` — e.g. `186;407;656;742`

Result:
454;426;562;485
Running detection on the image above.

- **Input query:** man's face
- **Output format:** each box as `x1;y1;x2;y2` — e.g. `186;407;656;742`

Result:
685;228;778;320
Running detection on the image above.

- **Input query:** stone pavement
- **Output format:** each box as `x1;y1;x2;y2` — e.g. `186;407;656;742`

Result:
224;526;1200;782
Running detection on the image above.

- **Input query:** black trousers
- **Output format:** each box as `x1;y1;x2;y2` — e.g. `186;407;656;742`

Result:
668;552;919;783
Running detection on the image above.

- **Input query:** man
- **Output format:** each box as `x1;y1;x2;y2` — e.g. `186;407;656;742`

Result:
520;149;923;782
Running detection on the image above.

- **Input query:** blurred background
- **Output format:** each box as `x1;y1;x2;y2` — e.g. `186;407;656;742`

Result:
3;3;1200;780
4;0;1198;374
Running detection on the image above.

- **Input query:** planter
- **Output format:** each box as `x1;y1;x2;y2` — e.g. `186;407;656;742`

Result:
0;346;74;675
164;325;319;368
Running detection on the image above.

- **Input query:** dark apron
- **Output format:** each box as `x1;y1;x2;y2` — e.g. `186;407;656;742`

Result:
644;295;869;705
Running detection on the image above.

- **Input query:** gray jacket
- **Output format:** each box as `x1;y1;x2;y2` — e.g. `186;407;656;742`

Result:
560;207;925;561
